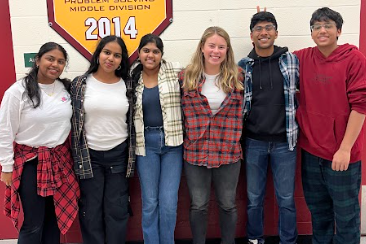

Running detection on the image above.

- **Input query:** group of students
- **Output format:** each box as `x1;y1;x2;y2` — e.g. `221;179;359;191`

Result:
0;6;365;244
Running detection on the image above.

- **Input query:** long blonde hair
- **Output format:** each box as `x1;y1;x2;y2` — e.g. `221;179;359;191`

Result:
182;26;243;92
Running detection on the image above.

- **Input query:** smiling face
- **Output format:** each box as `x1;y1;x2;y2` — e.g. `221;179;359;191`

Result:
251;21;278;55
201;34;228;72
97;41;122;74
139;42;162;72
311;20;341;51
36;48;66;84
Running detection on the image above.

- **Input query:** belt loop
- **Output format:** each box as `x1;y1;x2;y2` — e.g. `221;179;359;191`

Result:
144;126;164;131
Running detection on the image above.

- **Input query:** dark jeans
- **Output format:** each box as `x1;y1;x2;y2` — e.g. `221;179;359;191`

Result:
184;161;241;244
18;158;60;244
301;150;361;244
79;142;129;244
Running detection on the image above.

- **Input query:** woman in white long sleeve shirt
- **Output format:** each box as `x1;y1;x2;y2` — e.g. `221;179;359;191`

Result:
0;42;79;244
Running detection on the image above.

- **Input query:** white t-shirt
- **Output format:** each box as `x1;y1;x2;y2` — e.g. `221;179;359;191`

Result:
201;73;227;115
84;74;129;151
0;79;72;172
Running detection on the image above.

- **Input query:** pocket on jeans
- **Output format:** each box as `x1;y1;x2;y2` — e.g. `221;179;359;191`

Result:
79;198;88;218
110;164;127;174
144;130;162;151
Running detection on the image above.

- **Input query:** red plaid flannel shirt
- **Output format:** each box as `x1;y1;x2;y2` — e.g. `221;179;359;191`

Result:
3;142;80;235
179;71;244;168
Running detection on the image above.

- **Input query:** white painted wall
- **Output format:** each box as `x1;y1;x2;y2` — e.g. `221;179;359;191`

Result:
9;0;361;80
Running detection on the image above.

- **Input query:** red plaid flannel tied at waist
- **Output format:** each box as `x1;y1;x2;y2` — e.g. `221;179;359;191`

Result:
3;142;80;235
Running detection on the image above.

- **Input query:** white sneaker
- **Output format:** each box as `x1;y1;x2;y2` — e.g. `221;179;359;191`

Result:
248;240;258;244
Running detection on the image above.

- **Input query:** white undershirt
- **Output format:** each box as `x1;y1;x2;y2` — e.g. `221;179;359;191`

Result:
0;79;72;172
84;74;129;151
201;73;227;115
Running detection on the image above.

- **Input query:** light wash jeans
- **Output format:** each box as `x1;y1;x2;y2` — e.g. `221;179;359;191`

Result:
245;137;297;244
136;127;183;244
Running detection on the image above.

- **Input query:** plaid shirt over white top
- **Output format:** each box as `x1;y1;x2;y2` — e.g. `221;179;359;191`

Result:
238;51;300;151
70;75;136;179
134;61;183;156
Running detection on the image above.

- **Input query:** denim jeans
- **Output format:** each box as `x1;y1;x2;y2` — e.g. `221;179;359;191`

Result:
136;127;183;244
184;161;241;244
79;142;129;244
245;137;297;244
302;150;361;244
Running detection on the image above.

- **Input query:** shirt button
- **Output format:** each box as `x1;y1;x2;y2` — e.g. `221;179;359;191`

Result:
79;165;82;169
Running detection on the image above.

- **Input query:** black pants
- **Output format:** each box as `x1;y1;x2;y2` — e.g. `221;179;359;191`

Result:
184;161;241;244
79;142;129;244
18;158;60;244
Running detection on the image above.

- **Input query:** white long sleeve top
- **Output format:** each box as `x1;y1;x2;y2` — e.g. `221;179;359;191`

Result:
0;79;72;172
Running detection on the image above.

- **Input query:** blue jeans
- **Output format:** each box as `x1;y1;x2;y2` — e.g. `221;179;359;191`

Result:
245;138;297;244
136;127;183;244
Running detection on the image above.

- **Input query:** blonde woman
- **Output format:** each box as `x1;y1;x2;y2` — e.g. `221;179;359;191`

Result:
179;26;244;244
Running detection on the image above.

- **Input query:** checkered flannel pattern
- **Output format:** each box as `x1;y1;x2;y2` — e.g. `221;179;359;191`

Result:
4;142;80;234
179;71;244;168
238;51;299;150
134;61;183;156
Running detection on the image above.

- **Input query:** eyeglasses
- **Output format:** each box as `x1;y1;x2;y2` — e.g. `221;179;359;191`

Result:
252;24;276;33
310;23;336;32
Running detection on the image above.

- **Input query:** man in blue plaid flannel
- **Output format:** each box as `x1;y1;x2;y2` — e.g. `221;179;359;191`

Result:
238;11;300;244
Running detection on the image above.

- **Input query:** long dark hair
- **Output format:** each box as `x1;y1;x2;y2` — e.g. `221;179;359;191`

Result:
130;34;164;104
85;35;130;80
24;42;70;108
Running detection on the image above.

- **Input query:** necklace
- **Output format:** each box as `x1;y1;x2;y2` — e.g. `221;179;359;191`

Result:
40;82;56;96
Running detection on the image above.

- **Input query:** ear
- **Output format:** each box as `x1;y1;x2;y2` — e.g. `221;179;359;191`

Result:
35;57;40;67
336;28;342;37
274;30;278;40
250;32;254;42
